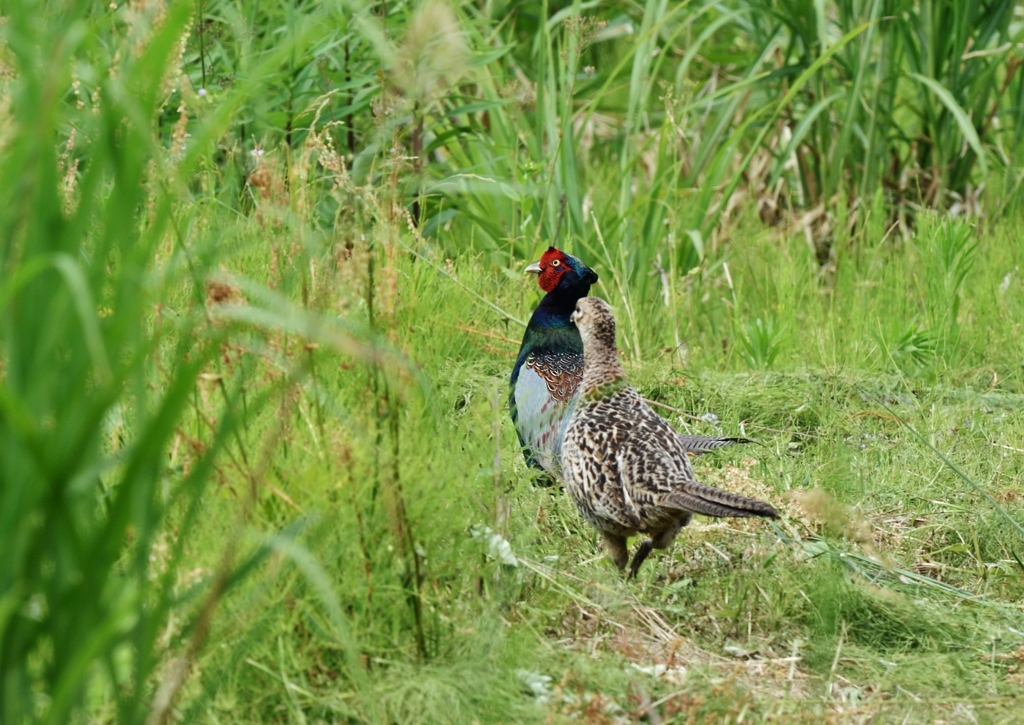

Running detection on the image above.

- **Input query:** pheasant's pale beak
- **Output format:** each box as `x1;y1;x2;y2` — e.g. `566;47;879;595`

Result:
524;262;542;274
570;309;580;324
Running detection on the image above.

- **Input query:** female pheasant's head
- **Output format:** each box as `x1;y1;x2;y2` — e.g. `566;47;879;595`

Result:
571;297;624;390
570;297;617;354
525;247;599;295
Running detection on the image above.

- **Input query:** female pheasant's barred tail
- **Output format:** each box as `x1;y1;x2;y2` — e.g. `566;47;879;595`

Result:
675;435;753;455
664;477;779;520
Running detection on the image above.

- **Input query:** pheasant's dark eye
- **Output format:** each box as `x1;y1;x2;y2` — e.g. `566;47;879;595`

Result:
551;259;561;267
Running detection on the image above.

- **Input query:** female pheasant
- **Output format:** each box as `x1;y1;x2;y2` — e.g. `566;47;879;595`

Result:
511;247;750;482
561;297;779;577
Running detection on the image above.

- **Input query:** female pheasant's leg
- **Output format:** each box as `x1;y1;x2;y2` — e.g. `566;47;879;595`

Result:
600;531;629;570
652;516;689;551
628;539;655;578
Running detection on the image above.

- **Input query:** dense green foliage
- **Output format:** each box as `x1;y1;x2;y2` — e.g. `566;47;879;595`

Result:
3;0;1024;722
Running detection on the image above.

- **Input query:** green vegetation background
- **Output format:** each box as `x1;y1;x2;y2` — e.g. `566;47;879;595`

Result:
2;0;1024;722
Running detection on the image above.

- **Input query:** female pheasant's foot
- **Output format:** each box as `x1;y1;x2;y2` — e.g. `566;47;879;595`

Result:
628;539;654;578
600;531;629;571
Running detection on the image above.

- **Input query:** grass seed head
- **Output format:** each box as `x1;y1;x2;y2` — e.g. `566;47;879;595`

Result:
391;0;468;103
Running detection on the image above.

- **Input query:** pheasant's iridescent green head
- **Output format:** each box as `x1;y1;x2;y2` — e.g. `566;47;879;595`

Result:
525;247;599;295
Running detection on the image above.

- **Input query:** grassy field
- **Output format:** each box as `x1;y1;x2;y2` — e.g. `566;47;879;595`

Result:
4;0;1024;723
174;214;1024;724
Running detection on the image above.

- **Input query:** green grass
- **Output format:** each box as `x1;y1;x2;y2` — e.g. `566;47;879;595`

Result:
4;0;1024;722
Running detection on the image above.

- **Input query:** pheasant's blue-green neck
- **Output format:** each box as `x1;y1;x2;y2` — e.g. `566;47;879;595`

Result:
528;300;578;330
521;284;590;343
535;280;590;315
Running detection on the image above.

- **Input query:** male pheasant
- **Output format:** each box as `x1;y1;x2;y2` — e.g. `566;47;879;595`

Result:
510;247;599;479
510;247;750;482
561;297;779;577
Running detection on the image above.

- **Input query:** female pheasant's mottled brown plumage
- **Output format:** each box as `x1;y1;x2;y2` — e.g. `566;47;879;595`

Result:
561;297;779;577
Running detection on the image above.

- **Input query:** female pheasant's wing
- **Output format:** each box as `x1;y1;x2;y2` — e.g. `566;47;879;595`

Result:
614;392;697;485
562;399;645;532
616;397;779;520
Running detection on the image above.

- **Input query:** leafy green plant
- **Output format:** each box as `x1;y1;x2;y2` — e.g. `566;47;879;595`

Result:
872;317;937;372
917;214;980;351
737;316;787;370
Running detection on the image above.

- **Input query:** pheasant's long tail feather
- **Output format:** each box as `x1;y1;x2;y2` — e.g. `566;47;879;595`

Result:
676;435;754;455
664;479;779;519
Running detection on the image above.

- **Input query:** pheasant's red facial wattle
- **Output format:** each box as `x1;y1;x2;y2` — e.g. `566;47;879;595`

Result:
537;247;570;292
